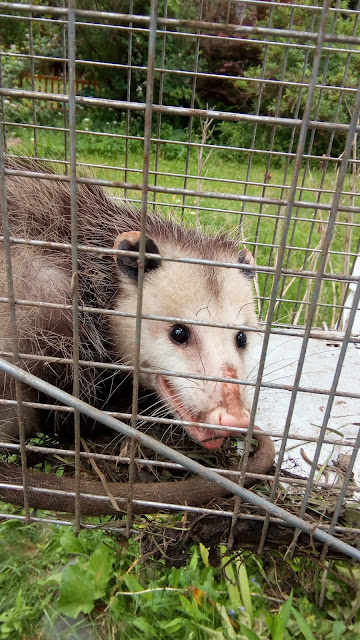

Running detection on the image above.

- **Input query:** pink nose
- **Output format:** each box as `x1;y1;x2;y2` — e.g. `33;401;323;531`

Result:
221;365;248;419
218;413;250;429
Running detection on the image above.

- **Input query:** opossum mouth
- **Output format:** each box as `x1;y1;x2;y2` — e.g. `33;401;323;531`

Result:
156;375;231;450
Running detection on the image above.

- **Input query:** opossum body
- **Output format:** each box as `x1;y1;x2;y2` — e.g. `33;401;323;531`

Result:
0;158;275;514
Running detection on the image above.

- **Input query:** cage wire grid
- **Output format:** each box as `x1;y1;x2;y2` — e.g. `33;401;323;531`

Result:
0;0;358;560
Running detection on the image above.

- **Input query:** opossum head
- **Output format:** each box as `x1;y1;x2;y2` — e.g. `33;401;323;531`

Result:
110;229;258;450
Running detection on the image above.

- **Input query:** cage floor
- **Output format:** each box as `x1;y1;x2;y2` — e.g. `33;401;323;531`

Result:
255;332;360;495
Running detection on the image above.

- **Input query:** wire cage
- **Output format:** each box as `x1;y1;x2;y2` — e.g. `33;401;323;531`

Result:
0;0;359;562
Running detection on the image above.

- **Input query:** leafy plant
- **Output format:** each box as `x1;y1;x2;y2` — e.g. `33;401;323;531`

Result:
0;510;359;639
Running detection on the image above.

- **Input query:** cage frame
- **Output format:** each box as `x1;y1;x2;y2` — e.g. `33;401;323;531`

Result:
0;0;359;562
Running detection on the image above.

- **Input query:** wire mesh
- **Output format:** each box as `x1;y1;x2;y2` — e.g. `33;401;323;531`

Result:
0;0;359;560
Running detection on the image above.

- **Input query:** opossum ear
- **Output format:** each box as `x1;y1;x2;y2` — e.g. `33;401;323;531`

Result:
113;231;161;280
238;248;255;279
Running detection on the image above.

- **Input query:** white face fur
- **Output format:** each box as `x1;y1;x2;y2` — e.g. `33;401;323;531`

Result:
109;239;259;450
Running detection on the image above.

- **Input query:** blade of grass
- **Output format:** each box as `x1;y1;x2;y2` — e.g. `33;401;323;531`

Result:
237;560;253;623
291;607;316;640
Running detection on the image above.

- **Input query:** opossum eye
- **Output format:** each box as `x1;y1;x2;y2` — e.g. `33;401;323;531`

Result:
169;324;190;345
236;331;247;348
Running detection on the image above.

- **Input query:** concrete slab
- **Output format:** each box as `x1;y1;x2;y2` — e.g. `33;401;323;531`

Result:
253;332;360;492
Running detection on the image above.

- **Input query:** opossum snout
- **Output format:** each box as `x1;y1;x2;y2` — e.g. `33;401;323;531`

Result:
187;412;250;451
157;364;250;450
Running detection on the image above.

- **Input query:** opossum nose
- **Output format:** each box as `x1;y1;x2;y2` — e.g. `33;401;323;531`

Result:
206;409;249;429
222;365;237;379
219;413;250;430
221;366;248;418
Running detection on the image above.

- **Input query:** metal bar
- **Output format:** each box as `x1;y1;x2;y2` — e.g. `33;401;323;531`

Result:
4;165;360;216
0;504;358;538
152;0;167;209
3;233;360;280
1;439;359;474
8;149;360;201
61;0;69;173
2;12;360;55
1;0;359;19
0;356;359;560
240;0;274;245
28;10;38;155
67;0;81;532
3;290;359;318
3;50;360;94
0;117;30;522
4;120;360;166
0;511;135;534
4;47;360;96
180;0;202;224
1;4;360;47
127;0;158;532
0;347;359;400
274;0;339;322
3;87;360;134
123;0;133;199
285;2;360;324
0;57;7;152
8;151;360;197
237;0;332;481
1;290;359;339
257;0;315;319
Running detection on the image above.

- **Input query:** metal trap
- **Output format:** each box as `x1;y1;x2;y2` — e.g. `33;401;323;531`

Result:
0;0;359;562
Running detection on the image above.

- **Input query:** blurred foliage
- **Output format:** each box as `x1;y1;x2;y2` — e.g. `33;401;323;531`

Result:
0;0;359;158
218;0;360;158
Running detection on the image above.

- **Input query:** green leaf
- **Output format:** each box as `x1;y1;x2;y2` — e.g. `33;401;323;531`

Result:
160;617;185;632
271;614;285;640
15;588;22;610
238;561;253;622
190;547;198;571
220;549;242;610
266;611;274;633
333;620;346;640
291;607;316;640
217;604;236;639
132;617;156;635
239;623;262;640
44;571;63;585
88;543;114;600
196;624;225;638
179;594;195;617
279;591;293;630
122;573;143;593
58;564;96;618
199;543;209;567
59;529;84;555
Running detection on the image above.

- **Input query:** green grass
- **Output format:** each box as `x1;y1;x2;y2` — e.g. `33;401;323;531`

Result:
7;123;359;328
0;513;359;639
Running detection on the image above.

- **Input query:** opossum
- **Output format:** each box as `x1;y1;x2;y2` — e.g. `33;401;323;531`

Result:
0;158;275;514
